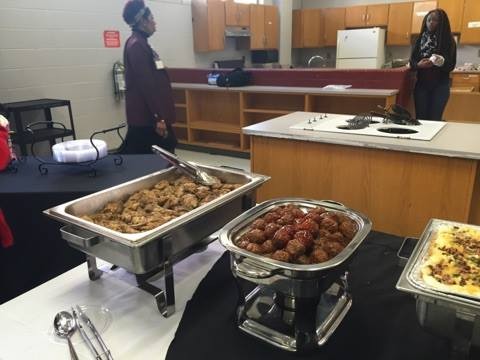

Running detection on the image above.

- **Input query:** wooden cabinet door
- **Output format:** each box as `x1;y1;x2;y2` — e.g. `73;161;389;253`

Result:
345;6;367;28
225;1;238;26
292;9;303;48
264;5;279;49
411;1;437;34
366;4;389;26
303;9;324;47
207;0;226;51
387;2;414;45
438;0;464;33
250;4;265;49
451;73;480;91
460;0;480;44
192;0;209;52
323;8;346;47
236;3;250;27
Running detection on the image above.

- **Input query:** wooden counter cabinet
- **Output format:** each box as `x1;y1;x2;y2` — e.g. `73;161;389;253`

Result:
345;4;389;28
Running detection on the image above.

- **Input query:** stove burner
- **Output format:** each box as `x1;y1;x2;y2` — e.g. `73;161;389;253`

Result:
377;127;419;134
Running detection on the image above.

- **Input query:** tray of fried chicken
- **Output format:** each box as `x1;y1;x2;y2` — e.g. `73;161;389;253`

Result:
219;198;372;271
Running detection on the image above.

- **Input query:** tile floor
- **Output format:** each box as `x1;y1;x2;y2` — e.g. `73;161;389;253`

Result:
176;149;251;172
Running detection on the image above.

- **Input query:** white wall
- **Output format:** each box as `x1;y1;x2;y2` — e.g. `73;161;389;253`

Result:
0;0;249;150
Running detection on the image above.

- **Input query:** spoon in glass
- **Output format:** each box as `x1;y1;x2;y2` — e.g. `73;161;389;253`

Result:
54;311;79;360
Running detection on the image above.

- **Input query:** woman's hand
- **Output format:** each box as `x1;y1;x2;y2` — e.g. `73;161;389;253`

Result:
155;119;168;138
417;58;434;69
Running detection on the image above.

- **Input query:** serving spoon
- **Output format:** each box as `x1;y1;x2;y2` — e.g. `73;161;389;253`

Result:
54;311;79;360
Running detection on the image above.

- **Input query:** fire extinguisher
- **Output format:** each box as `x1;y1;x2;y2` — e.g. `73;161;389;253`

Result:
113;61;126;100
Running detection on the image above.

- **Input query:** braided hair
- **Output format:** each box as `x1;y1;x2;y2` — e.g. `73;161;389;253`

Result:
420;9;455;58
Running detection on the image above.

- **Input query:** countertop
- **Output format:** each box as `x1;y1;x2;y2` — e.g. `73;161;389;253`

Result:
243;112;480;160
172;83;399;96
0;240;225;360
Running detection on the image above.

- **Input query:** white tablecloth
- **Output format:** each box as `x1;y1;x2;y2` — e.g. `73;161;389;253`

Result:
0;241;226;359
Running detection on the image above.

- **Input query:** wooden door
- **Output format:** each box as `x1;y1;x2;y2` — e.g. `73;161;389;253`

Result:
366;4;389;26
345;6;367;28
225;1;238;26
292;9;303;48
411;1;438;34
250;4;265;49
323;8;346;47
192;0;209;52
207;0;225;51
460;0;480;44
303;8;324;48
236;3;250;27
264;5;279;49
387;2;414;45
438;0;464;33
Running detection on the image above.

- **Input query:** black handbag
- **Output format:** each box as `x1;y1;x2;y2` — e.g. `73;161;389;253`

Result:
216;68;252;87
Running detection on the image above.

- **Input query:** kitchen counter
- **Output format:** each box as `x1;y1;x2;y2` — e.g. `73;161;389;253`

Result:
243;112;480;160
246;112;480;237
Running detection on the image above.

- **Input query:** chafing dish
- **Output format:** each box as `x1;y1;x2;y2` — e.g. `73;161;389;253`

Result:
397;219;480;358
219;198;372;352
45;164;269;316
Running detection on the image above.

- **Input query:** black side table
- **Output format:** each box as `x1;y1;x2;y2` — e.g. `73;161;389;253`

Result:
4;98;76;156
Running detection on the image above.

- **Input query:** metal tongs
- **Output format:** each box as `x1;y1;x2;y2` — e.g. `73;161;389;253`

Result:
151;145;217;186
71;305;113;360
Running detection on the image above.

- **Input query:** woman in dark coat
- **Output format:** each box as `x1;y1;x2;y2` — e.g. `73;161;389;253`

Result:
121;0;177;154
409;9;456;121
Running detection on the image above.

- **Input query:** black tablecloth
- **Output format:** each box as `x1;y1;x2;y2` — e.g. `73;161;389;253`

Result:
0;155;168;303
166;232;451;360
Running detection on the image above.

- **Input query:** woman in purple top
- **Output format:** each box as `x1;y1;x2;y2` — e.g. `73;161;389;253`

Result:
121;0;177;153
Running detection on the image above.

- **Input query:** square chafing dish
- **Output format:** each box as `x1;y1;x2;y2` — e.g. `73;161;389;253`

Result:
396;219;480;357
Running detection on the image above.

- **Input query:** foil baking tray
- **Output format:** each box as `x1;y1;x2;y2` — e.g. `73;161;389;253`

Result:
44;164;269;273
219;198;372;274
397;218;480;310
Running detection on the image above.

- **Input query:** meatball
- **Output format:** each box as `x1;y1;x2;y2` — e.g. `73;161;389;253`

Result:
263;212;280;223
320;217;339;233
339;220;358;239
310;248;329;263
320;211;339;222
264;223;281;239
271;250;291;263
246;243;263;254
296;218;319;236
325;241;345;257
282;224;297;236
326;231;345;244
289;207;305;219
285;239;306;258
294;230;314;250
261;239;275;254
236;240;249;249
304;212;323;225
244;229;266;244
272;227;293;249
296;255;311;265
277;213;295;225
251;218;266;231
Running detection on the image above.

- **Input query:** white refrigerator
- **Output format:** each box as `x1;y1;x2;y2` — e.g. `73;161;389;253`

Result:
336;27;386;69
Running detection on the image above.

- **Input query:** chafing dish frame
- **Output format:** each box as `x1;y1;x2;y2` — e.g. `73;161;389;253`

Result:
396;218;480;357
44;164;269;316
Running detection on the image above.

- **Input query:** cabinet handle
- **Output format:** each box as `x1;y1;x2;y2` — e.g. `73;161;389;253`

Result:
406;32;409;39
362;13;366;22
367;13;370;22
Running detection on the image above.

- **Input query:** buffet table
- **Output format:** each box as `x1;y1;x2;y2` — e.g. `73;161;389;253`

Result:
0;155;169;303
0;233;454;360
244;112;480;237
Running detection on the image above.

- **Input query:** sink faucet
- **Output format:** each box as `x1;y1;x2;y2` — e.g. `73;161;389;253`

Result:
307;55;326;68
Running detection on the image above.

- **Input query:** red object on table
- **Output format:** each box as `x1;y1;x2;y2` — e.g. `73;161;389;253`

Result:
0;209;13;248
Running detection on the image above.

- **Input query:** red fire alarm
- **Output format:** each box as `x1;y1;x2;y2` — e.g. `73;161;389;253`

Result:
103;30;120;48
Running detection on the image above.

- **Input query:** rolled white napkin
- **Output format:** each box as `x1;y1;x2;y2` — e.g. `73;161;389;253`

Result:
0;115;9;128
429;54;445;67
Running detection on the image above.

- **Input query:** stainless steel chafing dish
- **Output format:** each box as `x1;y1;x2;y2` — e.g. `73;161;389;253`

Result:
219;198;372;352
397;219;480;358
45;164;269;316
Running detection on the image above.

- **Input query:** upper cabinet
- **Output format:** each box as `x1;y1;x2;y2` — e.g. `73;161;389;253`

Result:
438;0;464;33
292;9;303;48
302;9;324;48
345;4;389;28
387;2;414;45
192;0;225;52
323;8;346;46
460;0;480;44
250;4;279;50
411;1;437;35
225;1;250;27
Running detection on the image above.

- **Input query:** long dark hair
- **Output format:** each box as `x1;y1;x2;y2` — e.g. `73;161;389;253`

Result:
420;9;455;56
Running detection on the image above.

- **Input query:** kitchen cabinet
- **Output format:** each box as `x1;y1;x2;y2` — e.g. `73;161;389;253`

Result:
460;0;480;44
292;9;303;48
345;4;389;28
301;8;324;48
191;0;225;52
225;0;250;27
438;0;464;33
250;4;279;50
411;1;437;34
451;73;480;91
323;8;346;47
387;2;414;45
